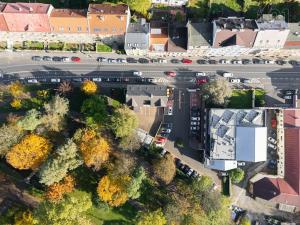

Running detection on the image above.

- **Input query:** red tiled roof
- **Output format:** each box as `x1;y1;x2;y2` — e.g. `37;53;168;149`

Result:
2;3;51;14
88;3;128;14
285;41;300;47
284;109;300;127
0;15;8;31
50;9;86;17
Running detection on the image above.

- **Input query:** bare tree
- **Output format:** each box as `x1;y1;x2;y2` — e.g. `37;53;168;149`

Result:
58;81;73;96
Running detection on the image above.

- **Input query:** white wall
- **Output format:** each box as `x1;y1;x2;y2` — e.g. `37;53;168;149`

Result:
253;29;290;49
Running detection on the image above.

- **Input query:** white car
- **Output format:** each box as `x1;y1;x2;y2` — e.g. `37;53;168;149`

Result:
186;168;194;176
191;121;200;125
158;58;167;63
27;79;38;83
230;78;240;83
160;149;167;157
284;95;292;100
237;162;246;166
133;71;142;76
196;72;206;77
220;59;231;64
223;72;233;78
268;137;277;144
167;106;173;115
92;78;102;82
268;143;277;149
191;117;200;121
232;60;242;64
161;128;171;133
62;57;71;62
264;60;275;64
51;78;60;83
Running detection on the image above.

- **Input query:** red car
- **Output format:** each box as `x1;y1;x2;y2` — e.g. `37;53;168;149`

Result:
71;57;81;62
166;71;176;77
157;136;167;142
182;58;192;64
196;78;208;85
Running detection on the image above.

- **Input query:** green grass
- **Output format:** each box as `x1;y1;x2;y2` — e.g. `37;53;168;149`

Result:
254;89;266;107
96;44;112;52
228;90;252;108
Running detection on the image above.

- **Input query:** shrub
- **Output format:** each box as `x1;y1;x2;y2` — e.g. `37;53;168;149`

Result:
96;43;112;52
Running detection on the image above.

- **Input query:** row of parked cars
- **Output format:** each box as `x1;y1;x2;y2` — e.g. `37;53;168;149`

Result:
154;123;172;148
197;58;300;65
98;57;193;64
32;56;81;62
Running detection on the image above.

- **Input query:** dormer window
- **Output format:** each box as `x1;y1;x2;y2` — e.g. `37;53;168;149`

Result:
98;15;105;21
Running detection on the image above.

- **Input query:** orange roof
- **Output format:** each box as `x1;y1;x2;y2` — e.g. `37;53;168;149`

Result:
88;3;128;14
284;109;300;127
150;35;168;45
2;2;51;14
0;15;8;31
50;9;86;17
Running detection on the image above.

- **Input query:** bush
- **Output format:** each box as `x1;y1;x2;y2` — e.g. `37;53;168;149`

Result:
83;43;96;51
48;42;64;50
175;138;184;148
63;43;80;51
13;42;24;50
96;44;112;52
229;168;244;184
0;41;7;50
24;41;44;50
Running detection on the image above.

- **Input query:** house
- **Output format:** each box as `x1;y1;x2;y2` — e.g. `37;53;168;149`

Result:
124;18;150;56
126;85;168;111
284;23;300;49
205;109;267;171
87;3;130;42
187;21;212;54
0;2;53;32
49;9;88;33
167;23;187;54
151;0;188;6
149;22;169;52
251;109;300;212
253;14;289;49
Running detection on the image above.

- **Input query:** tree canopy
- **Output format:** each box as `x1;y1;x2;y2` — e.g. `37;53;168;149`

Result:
81;80;97;95
137;209;167;225
229;168;245;184
127;167;147;199
153;154;176;185
17;109;42;131
127;0;151;16
46;175;75;202
0;124;24;157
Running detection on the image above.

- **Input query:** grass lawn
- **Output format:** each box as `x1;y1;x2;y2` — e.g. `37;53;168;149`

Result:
254;89;266;107
228;90;252;108
96;44;112;52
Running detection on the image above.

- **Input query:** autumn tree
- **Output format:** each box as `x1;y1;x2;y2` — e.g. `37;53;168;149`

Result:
136;209;167;225
127;0;151;17
46;175;75;202
118;132;141;151
6;134;52;170
153;154;176;185
58;81;73;95
97;175;130;207
42;95;69;132
127;167;147;199
8;81;27;98
81;80;97;95
0;124;24;157
17;109;42;131
39;139;83;186
14;210;35;225
10;99;22;109
79;129;110;170
33;190;92;225
110;106;138;138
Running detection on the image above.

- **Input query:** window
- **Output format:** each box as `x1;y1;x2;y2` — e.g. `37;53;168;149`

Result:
143;100;151;105
266;40;269;43
127;43;131;47
59;26;64;32
77;26;82;32
51;26;54;31
68;27;71;32
94;28;100;33
277;40;280;43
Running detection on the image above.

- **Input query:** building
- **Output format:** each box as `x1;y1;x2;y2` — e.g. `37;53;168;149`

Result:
251;109;300;212
284;23;300;49
167;23;187;54
187;22;212;54
205;109;267;171
149;22;169;52
151;0;188;6
211;17;258;56
126;85;168;111
253;14;289;49
87;3;130;42
124;19;150;55
49;9;88;33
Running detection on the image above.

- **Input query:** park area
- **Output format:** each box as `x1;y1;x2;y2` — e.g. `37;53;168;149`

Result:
228;89;266;108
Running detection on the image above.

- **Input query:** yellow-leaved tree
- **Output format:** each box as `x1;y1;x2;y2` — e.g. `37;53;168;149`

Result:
79;129;110;170
14;210;35;225
8;81;25;98
10;99;22;109
46;175;75;202
97;175;130;207
81;80;97;95
6;134;52;170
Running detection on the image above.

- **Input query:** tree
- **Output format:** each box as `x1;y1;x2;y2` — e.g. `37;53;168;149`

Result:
137;209;167;225
240;216;251;225
110;151;136;176
97;175;130;207
127;167;146;199
118;132;141;151
127;0;151;16
81;95;108;126
14;211;35;225
79;129;110;170
191;176;214;193
10;99;22;109
6;134;52;170
8;81;26;98
58;81;73;95
229;168;244;184
110;106;138;138
153;154;176;185
17;109;42;131
33;190;92;225
81;80;97;95
39;139;83;186
201;78;232;106
42;95;69;131
0;124;24;157
46;175;75;202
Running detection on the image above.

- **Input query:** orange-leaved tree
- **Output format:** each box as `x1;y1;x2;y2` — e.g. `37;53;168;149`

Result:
81;80;97;95
79;129;110;170
46;175;75;202
97;175;131;207
8;81;26;98
6;134;52;170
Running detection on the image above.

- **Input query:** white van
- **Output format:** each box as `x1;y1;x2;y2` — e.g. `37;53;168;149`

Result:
222;72;233;78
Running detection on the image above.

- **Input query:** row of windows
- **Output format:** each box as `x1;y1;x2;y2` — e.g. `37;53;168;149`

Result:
93;27;123;33
52;26;88;32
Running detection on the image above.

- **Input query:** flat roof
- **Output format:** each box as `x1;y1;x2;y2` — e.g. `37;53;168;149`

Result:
214;17;258;30
287;23;300;42
256;14;288;30
187;22;212;47
206;159;237;171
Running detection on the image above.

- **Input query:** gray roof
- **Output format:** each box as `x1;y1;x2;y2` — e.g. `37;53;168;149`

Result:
127;85;167;96
125;19;150;50
214;17;258;30
256;14;288;30
287;23;300;42
127;19;150;33
187;22;212;47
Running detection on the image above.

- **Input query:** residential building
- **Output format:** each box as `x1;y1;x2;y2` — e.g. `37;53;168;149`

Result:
0;2;53;32
126;85;168;111
49;9;88;33
205;109;267;171
87;3;130;42
253;14;289;49
167;23;187;54
124;18;150;55
150;8;186;23
149;22;169;52
151;0;188;6
284;23;300;49
251;109;300;212
187;21;212;54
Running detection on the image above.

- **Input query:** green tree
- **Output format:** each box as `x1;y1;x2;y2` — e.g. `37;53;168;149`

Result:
17;109;42;131
153;154;176;185
110;106;138;138
128;167;146;199
137;209;167;225
33;190;92;225
229;168;244;184
81;95;108;126
127;0;151;16
191;176;213;193
39;139;83;186
118;132;141;151
0;124;24;157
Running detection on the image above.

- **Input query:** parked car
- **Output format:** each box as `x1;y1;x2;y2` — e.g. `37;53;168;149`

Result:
116;58;126;63
231;60;242;64
32;56;42;61
283;95;292;100
197;59;208;64
268;143;277;149
92;78;102;82
222;72;233;78
51;78;60;83
157;136;167;142
219;59;230;64
191;117;200;121
161;123;172;129
186;168;194;176
52;56;62;62
191;121;200;125
160;149;167;157
196;78;207;84
158;58;167;63
71;57;81;62
288;60;300;65
160;128;171;133
182;58;192;64
191;170;199;178
190;126;200;131
108;58;117;63
196;72;206;77
242;59;251;64
252;58;264;64
167;106;173;115
72;78;82;82
237;162;246;166
219;171;228;176
171;59;180;64
127;57;138;63
61;57;70;62
275;60;287;65
133;71;142;76
138;58;149;64
268;137;277;144
208;59;217;64
264;59;275;64
166;71;176;77
230;78;240;83
97;57;107;63
42;56;52;61
155;142;164;147
27;79;38;83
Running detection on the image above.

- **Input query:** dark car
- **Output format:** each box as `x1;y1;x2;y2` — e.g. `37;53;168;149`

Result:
197;59;208;64
252;58;264;64
139;58;149;64
208;59;217;64
52;56;62;62
289;60;300;65
151;58;158;63
42;56;52;61
127;57;138;63
275;60;287;65
283;89;297;95
171;59;180;64
242;59;251;64
32;56;42;61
